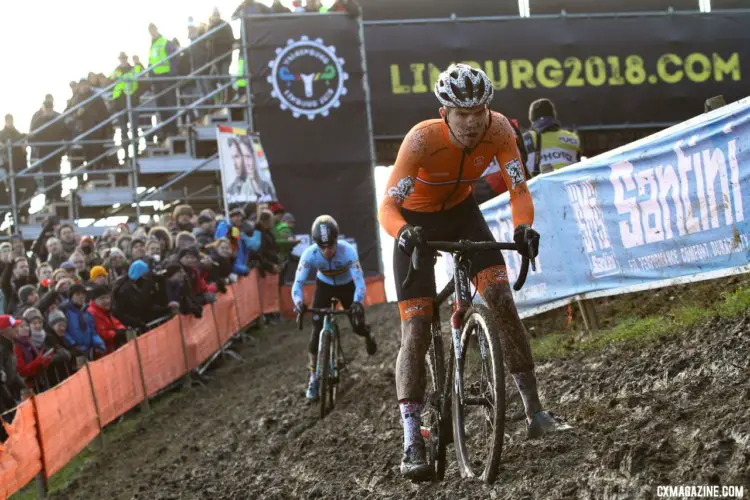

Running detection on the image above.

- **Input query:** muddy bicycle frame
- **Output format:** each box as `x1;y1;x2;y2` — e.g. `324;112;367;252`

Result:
297;298;351;418
402;238;534;481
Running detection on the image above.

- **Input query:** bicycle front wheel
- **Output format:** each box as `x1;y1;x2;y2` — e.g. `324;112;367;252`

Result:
318;330;331;419
452;304;505;483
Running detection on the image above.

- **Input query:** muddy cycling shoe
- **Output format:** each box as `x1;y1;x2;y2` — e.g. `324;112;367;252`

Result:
400;441;433;482
305;377;320;402
365;330;377;356
527;411;572;439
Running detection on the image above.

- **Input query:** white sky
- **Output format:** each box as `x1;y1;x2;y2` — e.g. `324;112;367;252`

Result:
0;0;334;132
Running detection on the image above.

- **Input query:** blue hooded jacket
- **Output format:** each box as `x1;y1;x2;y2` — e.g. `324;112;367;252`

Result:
215;220;260;276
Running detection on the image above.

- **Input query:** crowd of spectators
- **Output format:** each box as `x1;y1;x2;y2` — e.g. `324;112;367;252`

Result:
0;200;298;440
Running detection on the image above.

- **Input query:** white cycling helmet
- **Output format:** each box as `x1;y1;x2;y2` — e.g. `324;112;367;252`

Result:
434;63;494;108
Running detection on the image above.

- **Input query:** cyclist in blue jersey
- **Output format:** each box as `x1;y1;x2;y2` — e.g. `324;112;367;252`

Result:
293;215;377;401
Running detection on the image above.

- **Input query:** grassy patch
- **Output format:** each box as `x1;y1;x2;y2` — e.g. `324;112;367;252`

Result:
531;285;749;360
11;447;93;500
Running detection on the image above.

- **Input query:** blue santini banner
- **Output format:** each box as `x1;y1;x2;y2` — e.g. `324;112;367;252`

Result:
479;96;750;317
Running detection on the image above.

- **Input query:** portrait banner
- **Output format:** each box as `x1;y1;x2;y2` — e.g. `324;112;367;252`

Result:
216;126;278;210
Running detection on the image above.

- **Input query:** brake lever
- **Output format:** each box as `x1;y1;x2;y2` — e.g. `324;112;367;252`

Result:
528;241;537;272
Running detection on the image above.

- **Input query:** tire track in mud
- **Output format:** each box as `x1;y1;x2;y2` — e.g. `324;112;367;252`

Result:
55;306;750;500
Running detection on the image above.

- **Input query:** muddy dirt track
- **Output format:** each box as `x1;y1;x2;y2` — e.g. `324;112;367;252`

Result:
54;303;749;500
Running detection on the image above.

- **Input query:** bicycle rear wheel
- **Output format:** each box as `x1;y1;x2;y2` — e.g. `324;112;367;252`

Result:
423;317;448;480
318;330;331;419
452;305;505;483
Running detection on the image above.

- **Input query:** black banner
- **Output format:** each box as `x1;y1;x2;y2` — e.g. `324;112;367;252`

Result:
245;14;380;274
364;12;750;137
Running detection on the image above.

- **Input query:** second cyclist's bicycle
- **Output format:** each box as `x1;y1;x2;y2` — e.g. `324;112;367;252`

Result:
402;236;534;483
297;298;351;419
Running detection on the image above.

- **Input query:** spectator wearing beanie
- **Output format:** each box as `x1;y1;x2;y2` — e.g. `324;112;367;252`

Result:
89;266;109;286
87;285;127;353
61;283;106;358
16;284;40;316
113;260;169;331
165;261;202;318
22;308;46;352
171;204;194;234
214;207;258;276
43;309;73;386
273;212;298;265
193;214;216;249
206;238;234;288
105;247;129;282
175;231;198;251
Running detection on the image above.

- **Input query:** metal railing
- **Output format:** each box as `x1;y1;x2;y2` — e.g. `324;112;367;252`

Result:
0;19;252;232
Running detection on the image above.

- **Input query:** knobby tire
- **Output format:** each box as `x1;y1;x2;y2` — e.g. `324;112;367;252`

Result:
452;304;505;483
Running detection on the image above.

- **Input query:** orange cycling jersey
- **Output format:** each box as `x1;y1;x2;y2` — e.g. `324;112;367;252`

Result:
378;111;535;238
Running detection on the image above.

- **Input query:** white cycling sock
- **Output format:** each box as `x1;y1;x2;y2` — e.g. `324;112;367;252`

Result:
399;400;423;450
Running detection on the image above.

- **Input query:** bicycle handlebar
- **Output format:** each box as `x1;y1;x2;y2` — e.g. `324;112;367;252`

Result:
296;308;352;331
402;240;536;292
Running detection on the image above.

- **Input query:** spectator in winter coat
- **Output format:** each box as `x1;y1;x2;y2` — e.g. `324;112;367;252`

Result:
37;290;60;319
208;8;236;102
22;308;46;351
175;231;198;251
193;214;216;249
45;237;67;270
62;284;106;357
188;20;212;100
113;260;170;331
2;257;37;314
179;247;216;301
207;238;234;285
104;248;129;283
0;315;26;416
60;262;79;282
77;236;101;268
13;316;52;390
116;235;132;258
214;208;259;275
147;226;173;259
253;210;280;274
43;310;73;386
57;224;78;258
87;286;127;353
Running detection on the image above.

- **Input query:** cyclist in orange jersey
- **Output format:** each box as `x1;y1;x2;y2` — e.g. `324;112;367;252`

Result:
378;63;570;481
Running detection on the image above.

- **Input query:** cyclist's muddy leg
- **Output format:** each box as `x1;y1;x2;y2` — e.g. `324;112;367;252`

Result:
476;266;543;423
396;299;433;449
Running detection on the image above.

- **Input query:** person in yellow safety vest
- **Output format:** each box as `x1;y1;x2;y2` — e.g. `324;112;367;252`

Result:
148;23;178;137
111;52;140;156
522;98;581;177
234;56;247;95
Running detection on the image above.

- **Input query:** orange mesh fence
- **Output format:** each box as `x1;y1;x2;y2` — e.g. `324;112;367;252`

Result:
0;400;43;499
35;370;100;477
215;288;240;344
136;318;188;397
182;308;220;370
261;273;281;314
235;271;262;327
88;342;145;426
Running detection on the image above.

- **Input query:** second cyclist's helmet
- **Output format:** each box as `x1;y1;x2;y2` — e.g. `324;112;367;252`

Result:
311;215;339;246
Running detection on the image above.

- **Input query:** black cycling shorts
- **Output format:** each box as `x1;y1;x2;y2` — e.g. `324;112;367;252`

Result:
309;279;367;354
393;195;505;302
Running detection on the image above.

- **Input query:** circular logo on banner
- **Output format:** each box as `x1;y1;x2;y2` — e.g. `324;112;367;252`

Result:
267;36;349;120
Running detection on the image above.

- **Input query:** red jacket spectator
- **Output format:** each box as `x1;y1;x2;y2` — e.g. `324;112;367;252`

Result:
87;288;126;353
